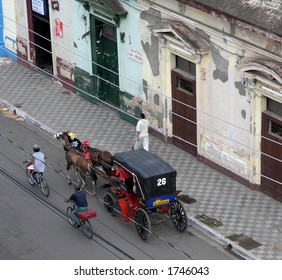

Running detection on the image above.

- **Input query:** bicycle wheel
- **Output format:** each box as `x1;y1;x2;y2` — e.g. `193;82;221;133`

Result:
82;220;93;239
67;207;77;227
39;176;50;197
26;169;35;186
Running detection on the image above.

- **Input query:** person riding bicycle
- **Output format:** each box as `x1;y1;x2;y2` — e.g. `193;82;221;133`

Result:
27;144;45;184
65;185;88;227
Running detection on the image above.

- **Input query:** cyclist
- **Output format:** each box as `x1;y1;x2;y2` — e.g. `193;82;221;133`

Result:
27;144;46;184
65;185;88;227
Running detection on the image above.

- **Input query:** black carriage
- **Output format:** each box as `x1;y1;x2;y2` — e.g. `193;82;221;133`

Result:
102;149;187;242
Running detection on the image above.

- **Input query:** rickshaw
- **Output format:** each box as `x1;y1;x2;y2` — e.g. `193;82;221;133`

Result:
102;149;187;242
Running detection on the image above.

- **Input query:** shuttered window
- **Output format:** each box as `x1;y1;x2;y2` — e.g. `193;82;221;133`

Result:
177;78;193;95
269;120;282;139
176;56;196;76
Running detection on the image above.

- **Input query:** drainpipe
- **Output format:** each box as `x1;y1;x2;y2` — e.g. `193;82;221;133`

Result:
0;0;6;57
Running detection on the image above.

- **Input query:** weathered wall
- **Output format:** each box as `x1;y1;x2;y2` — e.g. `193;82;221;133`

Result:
180;0;282;38
140;7;165;131
50;0;74;83
139;0;282;183
72;1;92;73
118;0;144;118
2;0;17;58
14;0;29;61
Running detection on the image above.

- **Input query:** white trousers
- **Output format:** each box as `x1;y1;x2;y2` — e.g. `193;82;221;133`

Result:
133;133;149;151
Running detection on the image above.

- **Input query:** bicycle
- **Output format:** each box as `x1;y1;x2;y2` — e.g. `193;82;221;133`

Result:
66;201;97;239
26;164;50;197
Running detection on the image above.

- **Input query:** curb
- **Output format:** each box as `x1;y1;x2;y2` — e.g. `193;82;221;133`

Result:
0;98;56;136
188;217;256;260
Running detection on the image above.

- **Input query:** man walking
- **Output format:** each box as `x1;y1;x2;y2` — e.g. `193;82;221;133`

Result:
133;112;150;151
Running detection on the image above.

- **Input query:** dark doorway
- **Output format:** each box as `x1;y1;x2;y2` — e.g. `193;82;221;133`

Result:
171;57;197;155
30;0;53;74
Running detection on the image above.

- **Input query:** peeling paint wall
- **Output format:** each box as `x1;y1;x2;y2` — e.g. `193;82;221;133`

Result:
73;1;92;73
2;0;17;58
140;8;161;77
185;2;280;184
140;7;165;131
14;0;28;60
50;1;74;80
198;10;254;181
118;0;144;115
140;0;282;183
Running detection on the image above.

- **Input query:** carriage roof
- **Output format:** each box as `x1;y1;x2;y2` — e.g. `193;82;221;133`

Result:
113;150;177;200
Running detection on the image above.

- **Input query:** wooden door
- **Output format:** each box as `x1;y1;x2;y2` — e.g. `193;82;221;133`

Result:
171;69;197;155
261;112;282;202
93;18;120;107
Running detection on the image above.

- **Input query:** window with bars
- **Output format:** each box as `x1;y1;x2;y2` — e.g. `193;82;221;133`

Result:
269;120;282;139
177;77;193;95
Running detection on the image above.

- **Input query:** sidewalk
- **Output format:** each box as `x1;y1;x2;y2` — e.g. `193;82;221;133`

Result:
1;58;282;260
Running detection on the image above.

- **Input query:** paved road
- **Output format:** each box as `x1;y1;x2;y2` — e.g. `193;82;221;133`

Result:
0;111;235;260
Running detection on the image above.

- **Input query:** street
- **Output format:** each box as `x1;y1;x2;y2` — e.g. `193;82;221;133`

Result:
0;111;236;260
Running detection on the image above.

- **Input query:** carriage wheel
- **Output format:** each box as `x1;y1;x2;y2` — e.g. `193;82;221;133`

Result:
134;208;151;242
103;192;116;216
169;199;187;232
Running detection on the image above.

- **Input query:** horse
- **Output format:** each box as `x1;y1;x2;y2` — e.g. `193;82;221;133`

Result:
55;131;113;176
54;132;98;193
66;149;98;191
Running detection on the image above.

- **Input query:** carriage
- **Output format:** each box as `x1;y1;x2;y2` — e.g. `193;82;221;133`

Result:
102;149;188;242
55;131;187;241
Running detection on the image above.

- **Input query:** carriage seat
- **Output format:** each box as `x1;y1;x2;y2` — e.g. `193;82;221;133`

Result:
110;166;134;193
110;176;134;193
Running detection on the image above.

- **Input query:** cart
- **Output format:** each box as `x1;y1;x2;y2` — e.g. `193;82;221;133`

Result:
102;149;187;242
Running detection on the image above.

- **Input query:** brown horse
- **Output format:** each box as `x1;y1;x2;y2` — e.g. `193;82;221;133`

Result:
54;132;98;193
55;131;113;176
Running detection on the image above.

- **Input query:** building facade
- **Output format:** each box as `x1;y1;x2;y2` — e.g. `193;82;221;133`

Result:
139;0;282;201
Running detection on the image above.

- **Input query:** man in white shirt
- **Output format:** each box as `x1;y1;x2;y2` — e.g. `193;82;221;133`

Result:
133;113;150;151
